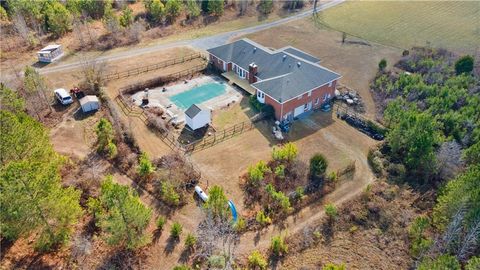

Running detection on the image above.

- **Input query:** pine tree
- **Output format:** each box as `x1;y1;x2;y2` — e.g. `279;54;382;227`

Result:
0;110;82;251
207;0;224;16
185;0;200;20
165;0;182;23
205;185;229;219
96;118;115;152
44;1;73;37
89;175;152;250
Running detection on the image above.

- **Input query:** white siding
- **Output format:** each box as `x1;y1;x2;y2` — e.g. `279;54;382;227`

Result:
186;109;211;130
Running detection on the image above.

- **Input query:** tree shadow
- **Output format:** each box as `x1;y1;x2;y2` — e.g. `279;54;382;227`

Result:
12;253;51;270
0;238;14;261
97;249;142;270
152;229;163;243
178;247;193;264
164;236;180;255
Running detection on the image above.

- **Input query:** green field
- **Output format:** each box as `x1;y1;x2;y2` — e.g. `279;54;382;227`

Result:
315;1;479;53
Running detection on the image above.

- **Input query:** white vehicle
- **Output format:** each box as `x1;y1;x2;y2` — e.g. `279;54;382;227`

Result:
54;88;73;105
195;185;208;202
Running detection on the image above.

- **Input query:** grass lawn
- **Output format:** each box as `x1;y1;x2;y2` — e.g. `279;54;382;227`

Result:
212;97;256;130
314;1;479;53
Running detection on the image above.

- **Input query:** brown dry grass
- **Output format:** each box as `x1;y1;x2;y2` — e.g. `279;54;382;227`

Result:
281;181;422;269
243;18;402;118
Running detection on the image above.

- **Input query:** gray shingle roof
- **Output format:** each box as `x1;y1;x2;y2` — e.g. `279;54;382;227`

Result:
185;104;202;118
207;39;340;103
282;47;320;63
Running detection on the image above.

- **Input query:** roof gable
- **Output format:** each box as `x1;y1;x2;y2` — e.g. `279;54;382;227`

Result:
185;104;209;118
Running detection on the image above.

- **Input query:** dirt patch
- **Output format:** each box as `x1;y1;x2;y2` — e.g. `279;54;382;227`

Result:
50;106;105;161
280;181;423;269
243;19;402;118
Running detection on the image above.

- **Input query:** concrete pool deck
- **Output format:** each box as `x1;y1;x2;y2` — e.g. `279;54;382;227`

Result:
131;75;242;123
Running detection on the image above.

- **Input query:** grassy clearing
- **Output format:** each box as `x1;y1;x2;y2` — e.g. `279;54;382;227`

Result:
314;1;479;53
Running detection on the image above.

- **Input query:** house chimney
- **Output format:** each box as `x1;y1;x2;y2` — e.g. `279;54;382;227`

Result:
248;62;258;84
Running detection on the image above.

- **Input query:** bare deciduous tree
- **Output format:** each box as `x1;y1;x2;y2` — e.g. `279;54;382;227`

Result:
195;211;238;268
12;13;32;46
457;217;480;262
81;56;107;92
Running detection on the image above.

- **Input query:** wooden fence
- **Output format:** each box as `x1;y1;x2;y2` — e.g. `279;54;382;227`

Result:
104;52;205;81
183;115;265;153
119;63;207;95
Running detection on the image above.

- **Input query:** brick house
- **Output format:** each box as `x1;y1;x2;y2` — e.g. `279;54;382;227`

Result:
207;38;341;121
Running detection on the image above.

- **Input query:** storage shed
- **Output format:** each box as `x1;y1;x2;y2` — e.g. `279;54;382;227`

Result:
79;95;100;113
37;44;64;63
185;104;211;130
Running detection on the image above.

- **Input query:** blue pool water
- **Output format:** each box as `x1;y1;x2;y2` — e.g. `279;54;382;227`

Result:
169;82;226;109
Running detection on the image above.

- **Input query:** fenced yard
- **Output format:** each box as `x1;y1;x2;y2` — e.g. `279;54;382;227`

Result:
103;52;206;81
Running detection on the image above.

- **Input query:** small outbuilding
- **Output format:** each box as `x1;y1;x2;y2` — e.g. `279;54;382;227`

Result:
37;44;64;63
185;104;211;130
79;95;100;113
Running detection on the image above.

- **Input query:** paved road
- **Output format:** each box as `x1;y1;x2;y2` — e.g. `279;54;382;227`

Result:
37;0;344;75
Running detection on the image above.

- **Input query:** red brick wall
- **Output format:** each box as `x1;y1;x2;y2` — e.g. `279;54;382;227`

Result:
263;80;337;120
209;54;224;71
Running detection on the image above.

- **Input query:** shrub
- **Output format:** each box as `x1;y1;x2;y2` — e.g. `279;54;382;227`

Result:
295;186;305;200
259;0;273;15
248;250;268;270
165;0;182;23
265;184;291;213
270;234;288;256
378;58;387;71
417;254;460;270
107;141;117;159
324;203;337;220
274;165;285;178
184;233;197;249
310;153;328;179
324;263;346;270
454;55;474;75
119;7;134;27
247;160;270;185
170;222;183;238
466;257;480;270
272;143;298;162
408;216;432;257
161;181;180;206
173;265;190;270
138;152;154;178
234;217;246;232
327;171;337;182
208;255;226;268
156;216;166;230
367;148;383;175
249;95;263;111
96;118;114;152
256;210;271;226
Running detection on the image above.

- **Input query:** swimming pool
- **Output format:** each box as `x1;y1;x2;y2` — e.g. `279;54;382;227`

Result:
169;82;226;109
